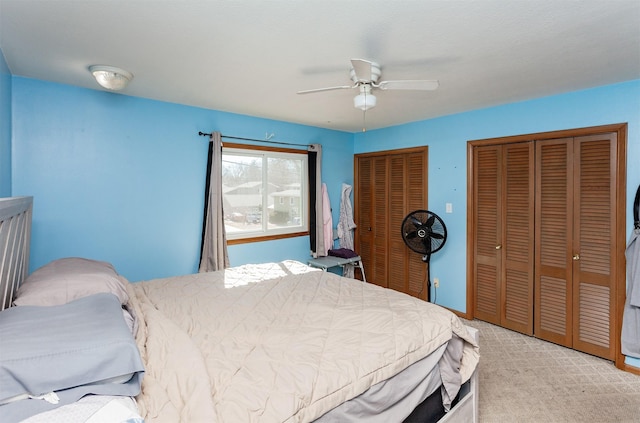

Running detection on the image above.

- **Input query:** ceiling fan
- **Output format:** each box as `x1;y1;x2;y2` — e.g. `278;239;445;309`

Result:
297;58;439;111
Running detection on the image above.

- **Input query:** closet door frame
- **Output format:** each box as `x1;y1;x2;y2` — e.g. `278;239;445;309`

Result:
466;123;628;370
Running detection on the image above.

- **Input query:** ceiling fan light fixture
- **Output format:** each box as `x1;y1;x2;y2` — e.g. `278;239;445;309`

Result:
354;83;377;111
89;65;133;91
353;93;376;111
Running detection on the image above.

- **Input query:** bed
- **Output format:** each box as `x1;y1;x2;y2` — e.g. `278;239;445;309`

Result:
0;196;479;423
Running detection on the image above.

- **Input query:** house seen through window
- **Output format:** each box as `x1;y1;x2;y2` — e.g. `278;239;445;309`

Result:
221;144;308;242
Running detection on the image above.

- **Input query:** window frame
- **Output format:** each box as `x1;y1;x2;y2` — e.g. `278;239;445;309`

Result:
221;142;309;245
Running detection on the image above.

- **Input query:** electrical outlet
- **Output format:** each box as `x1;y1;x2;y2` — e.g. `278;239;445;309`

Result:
433;277;440;288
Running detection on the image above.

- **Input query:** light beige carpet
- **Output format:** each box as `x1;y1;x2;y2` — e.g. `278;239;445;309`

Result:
463;319;640;422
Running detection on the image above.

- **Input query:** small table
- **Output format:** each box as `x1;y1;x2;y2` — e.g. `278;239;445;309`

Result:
307;255;367;282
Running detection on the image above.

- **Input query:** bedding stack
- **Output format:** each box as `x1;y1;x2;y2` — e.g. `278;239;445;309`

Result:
0;258;145;423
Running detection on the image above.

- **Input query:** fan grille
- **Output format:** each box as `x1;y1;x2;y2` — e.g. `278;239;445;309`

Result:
401;210;447;255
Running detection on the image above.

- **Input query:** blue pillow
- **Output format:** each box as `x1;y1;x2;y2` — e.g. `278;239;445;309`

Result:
0;293;144;422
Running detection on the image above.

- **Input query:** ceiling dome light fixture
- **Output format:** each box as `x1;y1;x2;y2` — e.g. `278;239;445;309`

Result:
353;84;376;111
89;65;133;91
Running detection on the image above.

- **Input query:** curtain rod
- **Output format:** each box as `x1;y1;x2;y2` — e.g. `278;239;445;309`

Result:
198;131;309;148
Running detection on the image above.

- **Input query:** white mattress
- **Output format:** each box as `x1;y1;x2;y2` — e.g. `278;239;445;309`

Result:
21;396;142;423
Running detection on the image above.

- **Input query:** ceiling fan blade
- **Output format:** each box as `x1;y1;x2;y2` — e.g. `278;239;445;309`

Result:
377;80;439;91
297;85;354;94
430;232;444;240
350;58;373;82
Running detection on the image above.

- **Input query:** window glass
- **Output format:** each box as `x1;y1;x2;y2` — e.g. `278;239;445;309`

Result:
222;145;308;241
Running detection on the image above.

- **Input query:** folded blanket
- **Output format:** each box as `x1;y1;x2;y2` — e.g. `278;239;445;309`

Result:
328;248;359;259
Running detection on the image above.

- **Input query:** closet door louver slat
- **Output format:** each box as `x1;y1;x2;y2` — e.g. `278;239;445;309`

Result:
473;146;502;324
357;157;373;284
406;152;428;299
388;155;408;294
503;142;534;334
372;157;388;288
572;134;616;360
387;152;429;299
535;138;573;347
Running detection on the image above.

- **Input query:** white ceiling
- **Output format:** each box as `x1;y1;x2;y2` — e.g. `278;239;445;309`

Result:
1;0;639;133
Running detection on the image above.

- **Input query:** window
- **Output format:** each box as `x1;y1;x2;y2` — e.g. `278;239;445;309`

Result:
221;143;308;242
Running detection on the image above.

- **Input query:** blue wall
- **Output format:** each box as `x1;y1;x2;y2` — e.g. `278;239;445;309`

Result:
11;77;354;282
0;50;11;197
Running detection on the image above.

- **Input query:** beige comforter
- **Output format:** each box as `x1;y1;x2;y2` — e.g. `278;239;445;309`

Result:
126;261;479;423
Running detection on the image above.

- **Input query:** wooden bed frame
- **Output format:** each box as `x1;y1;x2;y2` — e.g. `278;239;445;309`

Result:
0;195;478;423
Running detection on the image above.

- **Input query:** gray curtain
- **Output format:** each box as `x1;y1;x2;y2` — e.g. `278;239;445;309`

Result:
308;143;324;258
199;132;230;272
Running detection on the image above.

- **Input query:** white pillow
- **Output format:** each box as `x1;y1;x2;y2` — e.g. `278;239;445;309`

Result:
13;257;129;306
